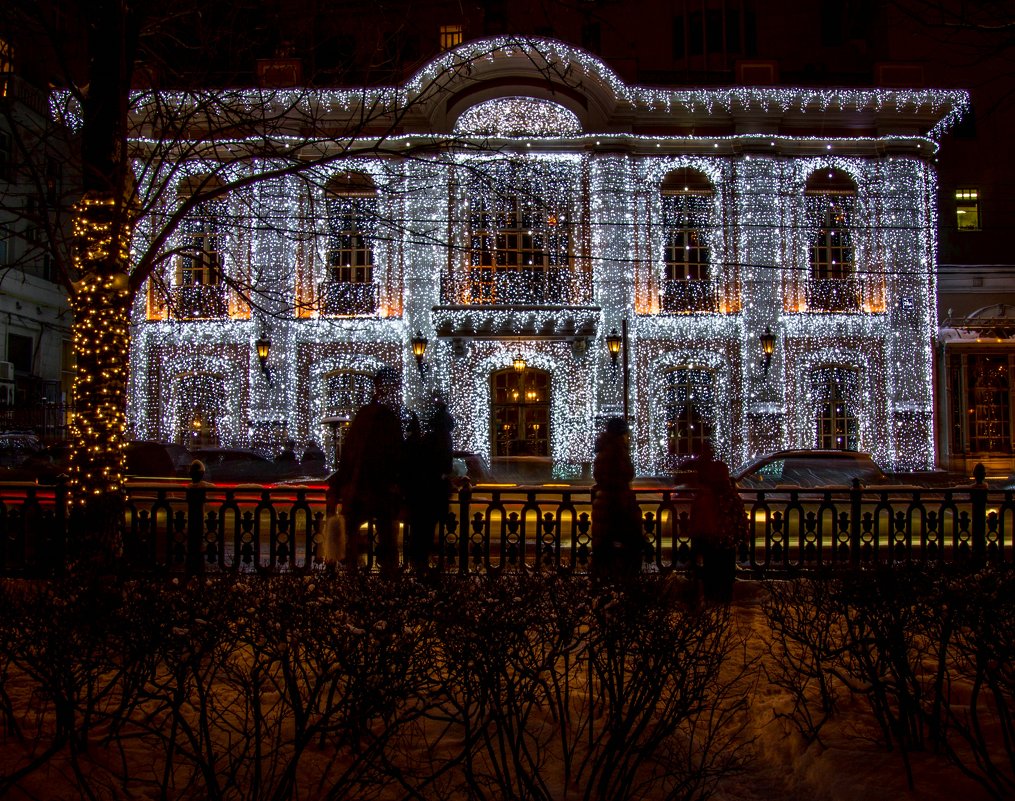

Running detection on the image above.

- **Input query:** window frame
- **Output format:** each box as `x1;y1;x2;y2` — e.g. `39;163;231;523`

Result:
808;197;855;281
661;189;712;282
326;202;375;285
467;192;572;304
178;198;225;288
659;367;715;466
439;24;463;51
955;187;981;232
490;367;551;458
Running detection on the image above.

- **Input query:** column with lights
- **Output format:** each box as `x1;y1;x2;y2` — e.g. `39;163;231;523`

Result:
402;157;445;411
884;157;937;470
247;174;289;454
590;154;634;432
736;153;786;462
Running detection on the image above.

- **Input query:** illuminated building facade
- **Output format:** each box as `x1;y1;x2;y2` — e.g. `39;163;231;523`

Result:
127;40;965;477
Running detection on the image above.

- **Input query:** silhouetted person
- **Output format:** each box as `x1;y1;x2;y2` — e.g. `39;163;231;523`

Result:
404;397;455;573
273;438;295;476
327;367;404;573
591;417;644;579
300;440;327;477
277;439;297;462
689;453;746;603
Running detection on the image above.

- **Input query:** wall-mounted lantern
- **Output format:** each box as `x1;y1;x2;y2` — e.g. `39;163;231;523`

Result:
410;330;428;373
513;355;526;372
760;326;776;374
255;335;271;378
605;328;623;364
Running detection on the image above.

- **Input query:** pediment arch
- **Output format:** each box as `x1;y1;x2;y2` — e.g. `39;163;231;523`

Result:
405;37;627;132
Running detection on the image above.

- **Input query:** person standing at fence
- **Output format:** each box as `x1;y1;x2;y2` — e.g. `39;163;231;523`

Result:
326;366;405;574
591;417;644;579
403;395;455;573
689;451;746;603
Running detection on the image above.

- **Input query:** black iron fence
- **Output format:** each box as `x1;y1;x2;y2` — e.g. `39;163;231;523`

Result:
0;469;1012;577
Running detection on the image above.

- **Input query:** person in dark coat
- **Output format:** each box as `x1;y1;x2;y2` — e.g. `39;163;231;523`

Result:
327;367;404;573
590;417;644;579
300;440;327;476
403;397;455;572
689;453;746;603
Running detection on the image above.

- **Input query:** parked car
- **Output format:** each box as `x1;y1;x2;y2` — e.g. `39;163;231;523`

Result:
126;441;193;478
734;449;893;489
0;431;63;483
452;450;493;484
190;447;299;483
0;432;44;467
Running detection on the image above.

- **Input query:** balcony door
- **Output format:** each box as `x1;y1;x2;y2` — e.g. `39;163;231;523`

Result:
490;367;550;457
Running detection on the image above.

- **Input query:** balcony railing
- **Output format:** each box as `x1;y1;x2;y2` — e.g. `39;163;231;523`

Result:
0;472;1009;577
804;277;861;313
171;285;228;319
659;279;720;313
318;281;378;316
467;268;571;305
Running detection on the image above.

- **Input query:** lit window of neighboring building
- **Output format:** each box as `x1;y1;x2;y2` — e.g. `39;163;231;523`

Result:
950;353;1012;455
955;188;980;231
440;24;463;51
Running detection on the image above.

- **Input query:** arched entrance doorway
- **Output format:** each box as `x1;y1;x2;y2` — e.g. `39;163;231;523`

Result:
490;367;550;460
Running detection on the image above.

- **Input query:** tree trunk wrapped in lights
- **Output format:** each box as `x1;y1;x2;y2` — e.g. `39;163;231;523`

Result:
68;192;132;551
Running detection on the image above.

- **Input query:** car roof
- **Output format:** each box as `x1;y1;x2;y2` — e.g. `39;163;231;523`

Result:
191;447;269;458
734;450;881;478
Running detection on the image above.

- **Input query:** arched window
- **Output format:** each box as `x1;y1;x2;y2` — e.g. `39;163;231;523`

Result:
176;373;224;447
174;176;227;319
811;367;860;450
660;367;714;466
804;170;858;312
659;168;716;312
322;172;378;315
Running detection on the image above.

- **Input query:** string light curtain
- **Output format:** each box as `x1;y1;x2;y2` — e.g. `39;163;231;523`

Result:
810;366;860;450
